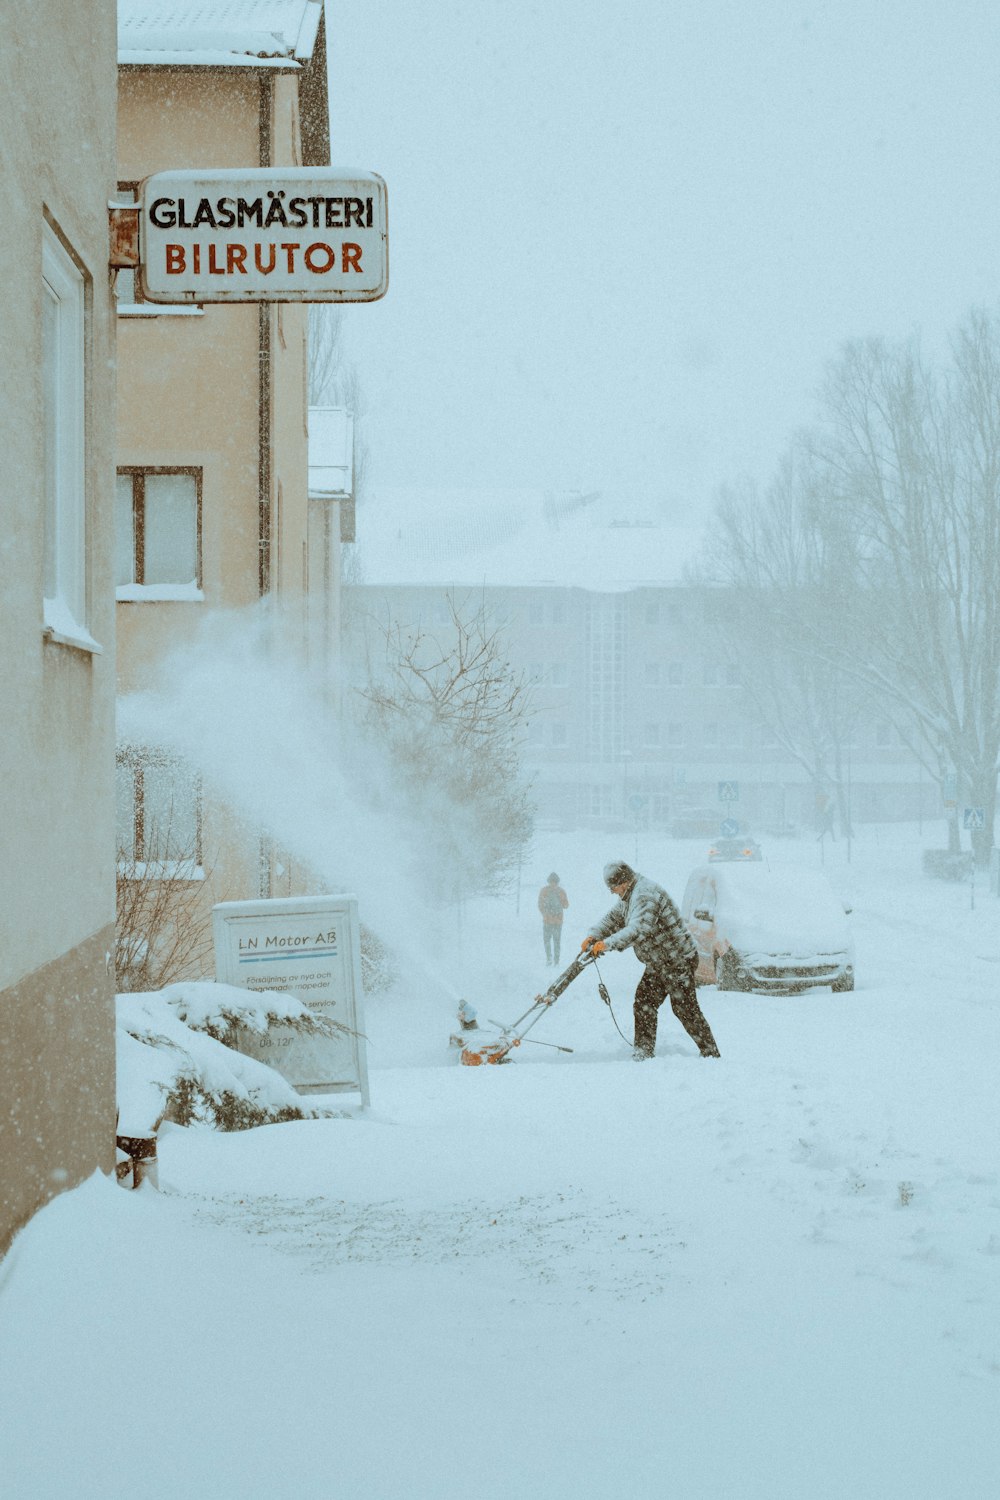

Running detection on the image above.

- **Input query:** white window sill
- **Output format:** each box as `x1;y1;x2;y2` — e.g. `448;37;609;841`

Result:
117;305;205;318
117;861;205;882
116;583;205;603
43;600;103;655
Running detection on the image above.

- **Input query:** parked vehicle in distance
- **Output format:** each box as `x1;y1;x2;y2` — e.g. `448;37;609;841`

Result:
670;806;724;839
708;835;762;862
681;863;854;993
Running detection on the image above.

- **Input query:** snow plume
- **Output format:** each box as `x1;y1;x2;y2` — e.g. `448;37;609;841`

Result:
116;604;474;993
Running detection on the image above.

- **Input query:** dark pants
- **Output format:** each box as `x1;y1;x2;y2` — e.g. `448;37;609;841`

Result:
543;924;562;964
633;964;720;1058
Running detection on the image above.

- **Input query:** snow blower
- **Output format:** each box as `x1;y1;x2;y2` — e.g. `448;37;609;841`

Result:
451;951;598;1065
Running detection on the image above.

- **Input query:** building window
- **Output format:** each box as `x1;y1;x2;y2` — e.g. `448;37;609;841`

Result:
704;721;719;747
703;664;720;686
643;723;660;747
667;662;683;686
668;723;684;747
552;723;567;746
550;600;566;625
116;468;202;593
529;601;544;625
42;222;95;650
645;602;659;626
589;785;610;816
725;664;741;686
117;748;202;877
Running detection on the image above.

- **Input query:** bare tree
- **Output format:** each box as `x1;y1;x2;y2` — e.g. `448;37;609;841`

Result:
806;314;1000;862
701;311;1000;861
116;812;216;991
356;594;534;899
693;458;862;836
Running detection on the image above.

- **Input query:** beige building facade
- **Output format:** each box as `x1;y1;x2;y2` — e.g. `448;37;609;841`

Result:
0;2;119;1253
114;4;342;962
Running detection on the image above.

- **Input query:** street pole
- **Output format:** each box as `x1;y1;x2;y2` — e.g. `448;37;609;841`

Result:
851;741;857;870
621;749;632;828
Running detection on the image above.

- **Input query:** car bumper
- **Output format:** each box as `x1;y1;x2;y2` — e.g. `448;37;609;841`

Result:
737;954;853;992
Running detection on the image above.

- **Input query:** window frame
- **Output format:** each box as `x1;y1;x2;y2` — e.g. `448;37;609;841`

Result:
116;747;204;881
116;465;204;596
42;220;99;653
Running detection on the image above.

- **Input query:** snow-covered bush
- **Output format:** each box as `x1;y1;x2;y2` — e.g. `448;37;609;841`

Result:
116;981;349;1134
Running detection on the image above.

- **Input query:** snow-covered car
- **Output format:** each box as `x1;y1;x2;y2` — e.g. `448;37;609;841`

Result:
707;835;762;862
681;863;854;993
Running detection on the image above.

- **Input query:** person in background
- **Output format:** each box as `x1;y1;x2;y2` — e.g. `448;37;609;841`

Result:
582;859;721;1060
538;872;569;966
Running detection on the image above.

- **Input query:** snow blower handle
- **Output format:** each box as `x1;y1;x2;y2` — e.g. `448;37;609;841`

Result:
540;950;596;1005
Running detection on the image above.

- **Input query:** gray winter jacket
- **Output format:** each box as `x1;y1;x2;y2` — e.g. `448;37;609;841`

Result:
587;874;697;973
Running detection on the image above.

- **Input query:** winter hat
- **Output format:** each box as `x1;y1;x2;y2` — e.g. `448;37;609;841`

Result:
604;860;635;889
547;872;560;884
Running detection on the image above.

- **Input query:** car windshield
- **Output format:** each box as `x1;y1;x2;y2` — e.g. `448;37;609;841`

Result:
714;866;847;949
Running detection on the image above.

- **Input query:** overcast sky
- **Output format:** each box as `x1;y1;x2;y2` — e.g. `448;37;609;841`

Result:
327;1;1000;521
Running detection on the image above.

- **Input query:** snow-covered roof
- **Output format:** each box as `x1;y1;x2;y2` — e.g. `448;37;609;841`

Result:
308;406;354;501
118;0;323;67
352;488;705;591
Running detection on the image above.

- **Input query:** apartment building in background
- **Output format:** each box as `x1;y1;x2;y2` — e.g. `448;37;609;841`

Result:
346;489;934;838
115;2;346;930
0;1;119;1253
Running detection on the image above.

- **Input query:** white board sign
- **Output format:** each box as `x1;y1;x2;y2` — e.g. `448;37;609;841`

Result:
139;168;388;303
212;894;369;1103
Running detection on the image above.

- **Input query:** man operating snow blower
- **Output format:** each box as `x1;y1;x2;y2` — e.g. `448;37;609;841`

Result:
583;860;721;1061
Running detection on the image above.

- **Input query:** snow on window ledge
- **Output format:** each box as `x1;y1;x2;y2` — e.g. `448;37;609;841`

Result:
43;596;103;654
117;860;205;883
118;305;205;318
116;582;205;603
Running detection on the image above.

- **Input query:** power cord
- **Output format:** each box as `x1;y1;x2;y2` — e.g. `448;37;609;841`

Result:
591;957;633;1047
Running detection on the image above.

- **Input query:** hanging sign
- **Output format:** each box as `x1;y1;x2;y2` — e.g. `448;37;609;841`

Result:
137;168;388;303
212;894;369;1102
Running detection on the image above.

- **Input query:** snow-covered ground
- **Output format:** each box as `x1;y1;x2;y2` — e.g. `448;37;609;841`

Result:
2;825;998;1499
